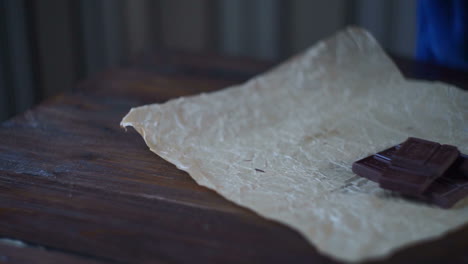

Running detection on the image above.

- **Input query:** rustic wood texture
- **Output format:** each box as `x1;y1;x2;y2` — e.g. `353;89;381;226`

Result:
0;51;467;264
0;241;110;264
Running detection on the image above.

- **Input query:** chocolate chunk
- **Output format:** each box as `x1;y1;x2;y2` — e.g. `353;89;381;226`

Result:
352;146;397;182
380;138;459;195
391;138;441;169
352;140;468;208
422;167;468;208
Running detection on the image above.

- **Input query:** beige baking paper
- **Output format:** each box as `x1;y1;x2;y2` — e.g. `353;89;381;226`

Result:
121;27;468;262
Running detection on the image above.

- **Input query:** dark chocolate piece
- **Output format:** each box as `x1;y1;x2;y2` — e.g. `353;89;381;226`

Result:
392;138;441;169
379;138;459;195
352;142;468;208
352;146;397;182
422;168;468;208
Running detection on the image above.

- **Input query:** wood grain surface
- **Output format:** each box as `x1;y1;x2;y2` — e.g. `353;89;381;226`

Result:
0;51;467;264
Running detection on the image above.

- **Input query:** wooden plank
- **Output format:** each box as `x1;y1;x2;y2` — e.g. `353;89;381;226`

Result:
127;50;275;82
0;170;321;263
128;50;468;90
0;240;111;264
0;72;322;263
0;52;467;263
391;55;468;90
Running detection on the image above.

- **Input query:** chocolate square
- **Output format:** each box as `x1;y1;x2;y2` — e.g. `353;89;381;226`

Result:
352;138;468;208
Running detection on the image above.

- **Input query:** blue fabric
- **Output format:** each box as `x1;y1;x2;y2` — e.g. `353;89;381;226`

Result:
417;0;468;71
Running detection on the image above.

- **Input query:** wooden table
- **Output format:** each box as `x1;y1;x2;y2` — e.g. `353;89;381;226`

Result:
0;51;467;264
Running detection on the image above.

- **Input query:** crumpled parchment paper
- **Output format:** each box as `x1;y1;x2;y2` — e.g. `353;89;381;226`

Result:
121;27;468;262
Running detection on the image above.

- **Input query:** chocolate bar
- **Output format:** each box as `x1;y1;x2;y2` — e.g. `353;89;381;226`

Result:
352;139;468;208
380;138;459;195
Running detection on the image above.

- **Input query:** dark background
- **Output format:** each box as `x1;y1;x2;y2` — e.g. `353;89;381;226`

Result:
0;0;417;122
